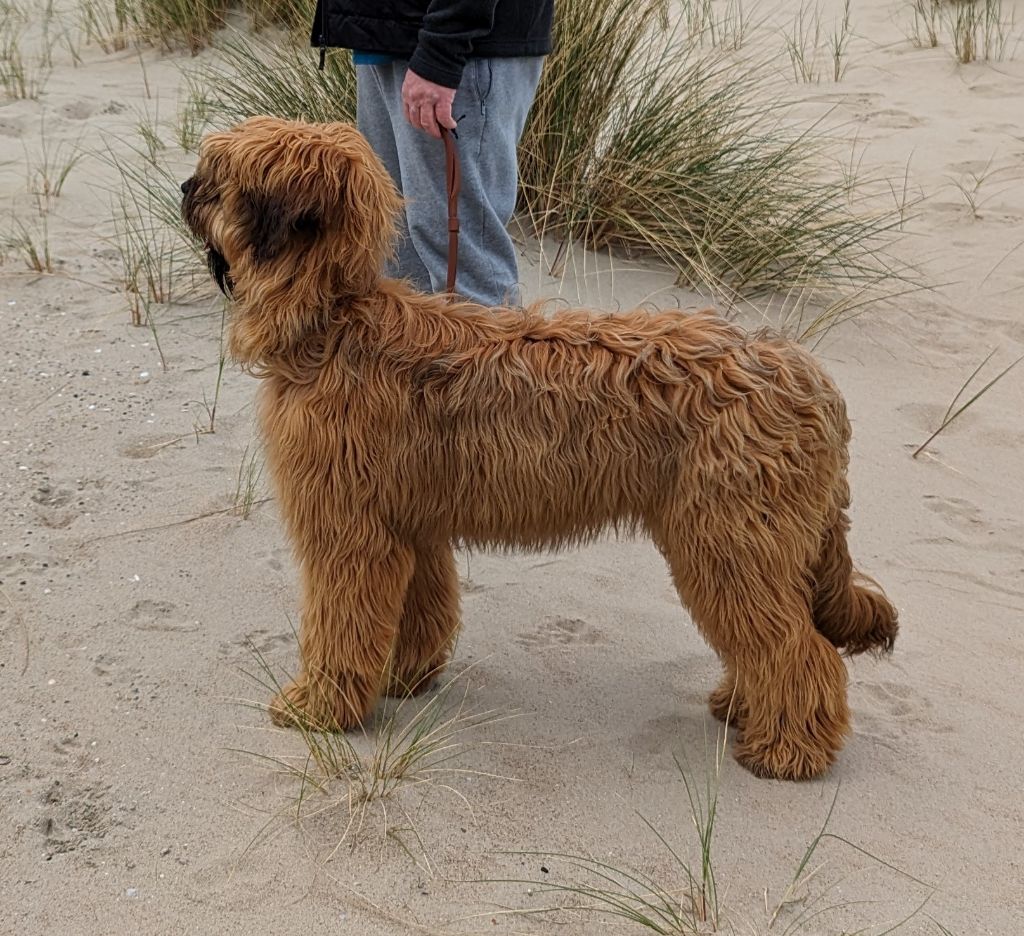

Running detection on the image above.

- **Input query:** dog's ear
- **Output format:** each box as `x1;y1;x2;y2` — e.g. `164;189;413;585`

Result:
241;190;319;263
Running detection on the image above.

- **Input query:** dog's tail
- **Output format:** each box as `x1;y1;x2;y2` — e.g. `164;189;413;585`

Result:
809;509;898;656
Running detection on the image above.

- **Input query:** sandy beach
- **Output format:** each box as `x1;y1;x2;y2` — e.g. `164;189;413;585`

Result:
2;1;1023;933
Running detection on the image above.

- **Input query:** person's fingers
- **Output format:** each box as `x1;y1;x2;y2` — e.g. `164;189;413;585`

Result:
402;82;419;130
419;103;440;138
435;97;457;131
411;103;436;138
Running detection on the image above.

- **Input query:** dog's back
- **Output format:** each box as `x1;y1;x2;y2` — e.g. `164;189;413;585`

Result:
309;286;850;552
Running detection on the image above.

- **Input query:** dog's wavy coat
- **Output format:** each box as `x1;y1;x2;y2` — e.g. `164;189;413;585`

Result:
183;117;898;781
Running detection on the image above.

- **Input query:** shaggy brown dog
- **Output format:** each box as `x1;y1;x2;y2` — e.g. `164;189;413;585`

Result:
182;116;898;781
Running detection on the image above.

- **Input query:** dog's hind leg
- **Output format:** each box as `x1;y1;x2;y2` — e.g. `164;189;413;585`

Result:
810;511;898;657
384;540;462;697
269;529;415;731
660;532;849;781
731;609;850;781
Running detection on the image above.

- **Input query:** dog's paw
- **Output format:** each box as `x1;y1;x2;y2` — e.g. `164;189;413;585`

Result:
383;659;447;699
383;672;437;699
734;735;836;781
268;679;362;732
708;682;744;727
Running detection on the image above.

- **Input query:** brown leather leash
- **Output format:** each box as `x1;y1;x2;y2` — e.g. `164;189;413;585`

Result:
440;125;461;297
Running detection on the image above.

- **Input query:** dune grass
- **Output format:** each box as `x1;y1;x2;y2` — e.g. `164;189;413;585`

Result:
829;0;854;81
126;0;231;54
78;0;131;52
946;0;1015;63
98;120;205;323
908;0;943;47
784;1;825;83
187;26;356;129
912;350;1022;458
490;759;940;934
906;0;1018;61
3;211;54;273
0;7;51;100
77;0;312;53
516;0;899;303
236;642;514;857
232;442;265;518
26;120;84;201
178;300;228;430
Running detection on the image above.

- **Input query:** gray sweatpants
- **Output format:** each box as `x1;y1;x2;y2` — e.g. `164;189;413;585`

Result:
356;57;543;306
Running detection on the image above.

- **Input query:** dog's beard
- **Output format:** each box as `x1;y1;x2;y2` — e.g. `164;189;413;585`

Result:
207;247;233;297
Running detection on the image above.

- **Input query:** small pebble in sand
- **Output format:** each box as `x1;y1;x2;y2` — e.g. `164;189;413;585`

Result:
125;888;138;898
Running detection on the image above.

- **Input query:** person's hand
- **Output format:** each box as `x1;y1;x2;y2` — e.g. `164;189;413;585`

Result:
401;69;458;139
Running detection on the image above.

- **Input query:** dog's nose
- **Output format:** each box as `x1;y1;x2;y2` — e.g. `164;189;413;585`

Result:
180;177;195;196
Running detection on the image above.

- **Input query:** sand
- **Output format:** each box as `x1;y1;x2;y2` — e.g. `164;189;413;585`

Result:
2;1;1023;934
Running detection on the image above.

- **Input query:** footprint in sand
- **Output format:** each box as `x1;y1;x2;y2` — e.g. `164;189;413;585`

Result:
854;680;954;740
224;628;295;657
861;108;924;129
0;117;25;137
922;494;986;530
91;652;119;677
32;484;73;508
58;100;95;120
38;779;115;857
516;616;607;650
858;680;916;717
252;546;290;574
919;496;1023;554
129;599;198;633
31;483;78;529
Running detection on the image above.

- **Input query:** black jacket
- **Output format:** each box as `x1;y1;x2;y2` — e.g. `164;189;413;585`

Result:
312;0;554;88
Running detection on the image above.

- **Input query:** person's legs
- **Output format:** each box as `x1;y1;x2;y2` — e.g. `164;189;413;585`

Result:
360;57;543;305
356;63;433;292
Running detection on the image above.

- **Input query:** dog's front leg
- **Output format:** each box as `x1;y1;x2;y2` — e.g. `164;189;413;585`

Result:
269;529;415;731
385;540;462;697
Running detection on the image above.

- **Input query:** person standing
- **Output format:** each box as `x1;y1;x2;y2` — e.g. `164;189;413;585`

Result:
312;1;554;306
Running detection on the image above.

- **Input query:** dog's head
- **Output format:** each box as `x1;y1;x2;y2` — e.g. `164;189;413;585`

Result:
181;116;402;364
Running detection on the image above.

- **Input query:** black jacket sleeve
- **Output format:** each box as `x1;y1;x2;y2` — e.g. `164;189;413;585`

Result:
408;0;501;88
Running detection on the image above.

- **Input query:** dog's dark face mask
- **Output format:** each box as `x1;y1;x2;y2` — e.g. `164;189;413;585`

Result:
181;174;320;299
181;174;234;297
